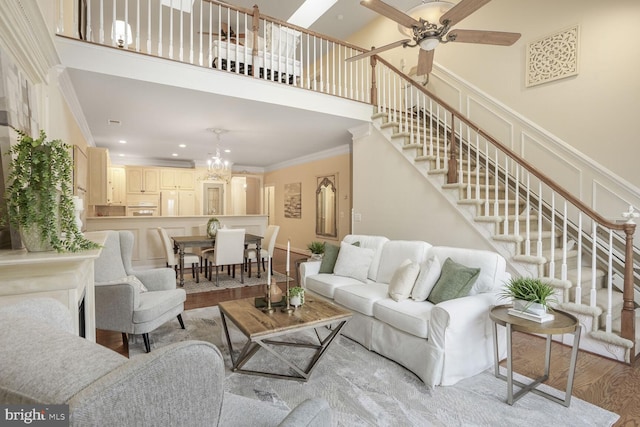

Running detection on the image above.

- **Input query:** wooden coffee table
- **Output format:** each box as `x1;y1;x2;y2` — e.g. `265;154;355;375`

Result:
219;295;351;381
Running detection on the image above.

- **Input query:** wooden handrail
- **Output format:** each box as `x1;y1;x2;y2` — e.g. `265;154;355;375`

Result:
373;55;633;234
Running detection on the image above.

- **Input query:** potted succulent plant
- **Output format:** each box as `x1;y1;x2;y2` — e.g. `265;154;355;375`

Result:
288;286;305;307
3;129;99;252
499;277;557;316
307;241;325;260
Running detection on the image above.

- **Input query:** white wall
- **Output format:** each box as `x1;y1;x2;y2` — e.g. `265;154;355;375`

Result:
351;125;493;250
347;0;640;190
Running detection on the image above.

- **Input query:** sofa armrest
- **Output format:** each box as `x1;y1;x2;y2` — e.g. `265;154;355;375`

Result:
94;282;138;333
425;293;500;386
278;398;332;427
0;298;74;334
68;341;225;427
299;261;321;288
133;268;176;291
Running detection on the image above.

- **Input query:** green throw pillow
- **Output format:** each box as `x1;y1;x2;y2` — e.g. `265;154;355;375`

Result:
427;257;480;304
318;241;360;274
319;243;340;273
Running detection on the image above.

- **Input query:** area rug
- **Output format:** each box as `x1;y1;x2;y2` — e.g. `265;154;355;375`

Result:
179;271;288;294
130;306;619;427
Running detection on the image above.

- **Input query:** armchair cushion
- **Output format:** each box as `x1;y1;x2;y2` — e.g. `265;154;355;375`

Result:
133;289;186;324
427;258;480;305
99;275;148;293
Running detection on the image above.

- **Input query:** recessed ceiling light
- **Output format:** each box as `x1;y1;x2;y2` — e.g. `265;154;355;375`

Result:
118;153;125;157
119;140;127;144
178;144;186;148
171;153;178;157
224;149;231;153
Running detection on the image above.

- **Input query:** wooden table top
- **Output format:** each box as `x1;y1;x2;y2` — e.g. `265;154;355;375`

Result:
172;233;261;247
219;295;352;340
490;304;579;335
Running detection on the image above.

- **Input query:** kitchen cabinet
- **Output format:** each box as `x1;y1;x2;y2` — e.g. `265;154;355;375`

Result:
109;167;126;206
160;168;195;190
88;147;111;205
126;167;159;194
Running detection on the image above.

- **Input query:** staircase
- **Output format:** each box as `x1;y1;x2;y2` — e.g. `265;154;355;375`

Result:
371;107;638;362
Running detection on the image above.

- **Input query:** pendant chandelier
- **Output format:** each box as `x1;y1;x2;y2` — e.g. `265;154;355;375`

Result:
206;128;232;182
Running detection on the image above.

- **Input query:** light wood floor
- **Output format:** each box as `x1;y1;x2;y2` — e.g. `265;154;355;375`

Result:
96;249;640;425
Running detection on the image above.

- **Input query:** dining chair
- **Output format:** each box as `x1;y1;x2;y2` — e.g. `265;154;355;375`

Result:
245;225;279;278
157;227;200;283
205;228;246;286
192;224;214;276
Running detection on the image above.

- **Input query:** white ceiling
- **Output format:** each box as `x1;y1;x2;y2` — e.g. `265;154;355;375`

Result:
65;0;424;169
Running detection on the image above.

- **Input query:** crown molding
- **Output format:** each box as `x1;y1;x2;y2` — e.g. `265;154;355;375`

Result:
0;0;59;83
264;144;351;173
54;65;95;146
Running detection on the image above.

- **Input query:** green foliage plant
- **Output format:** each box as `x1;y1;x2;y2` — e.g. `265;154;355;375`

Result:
4;129;100;252
289;286;305;298
307;241;325;254
499;277;558;311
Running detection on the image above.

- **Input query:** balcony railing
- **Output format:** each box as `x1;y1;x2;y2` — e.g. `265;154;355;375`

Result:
58;0;371;103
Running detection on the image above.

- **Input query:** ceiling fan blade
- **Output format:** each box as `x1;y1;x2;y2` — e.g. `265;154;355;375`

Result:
439;0;491;26
360;0;421;29
346;39;411;62
416;49;434;76
447;29;521;46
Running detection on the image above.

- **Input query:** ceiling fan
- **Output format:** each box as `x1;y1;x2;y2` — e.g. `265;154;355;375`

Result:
347;0;521;76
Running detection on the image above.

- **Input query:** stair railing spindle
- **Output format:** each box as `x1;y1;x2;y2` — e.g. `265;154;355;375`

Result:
466;127;471;198
525;172;531;256
575;213;583;303
484;140;490;216
503;157;509;235
147;0;151;54
591;222;598;307
514;164;519;237
537;181;543;258
135;0;140;51
561;200;568;281
86;0;92;41
549;192;556;278
475;134;480;201
606;230;613;333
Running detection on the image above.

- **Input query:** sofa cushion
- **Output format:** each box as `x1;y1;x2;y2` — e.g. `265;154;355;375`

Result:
411;255;442;301
334;283;389;316
376;240;431;284
427;258;480;305
373;298;434;338
333;242;374;283
342;235;389;281
388;260;420;301
305;274;365;299
429;246;507;295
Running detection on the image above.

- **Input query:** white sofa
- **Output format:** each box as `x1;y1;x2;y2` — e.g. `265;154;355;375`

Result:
300;235;509;387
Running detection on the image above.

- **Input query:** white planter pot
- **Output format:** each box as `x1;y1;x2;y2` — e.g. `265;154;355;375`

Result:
513;299;547;316
290;295;302;307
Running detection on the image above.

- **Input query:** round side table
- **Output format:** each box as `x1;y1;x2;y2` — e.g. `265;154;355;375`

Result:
489;304;581;407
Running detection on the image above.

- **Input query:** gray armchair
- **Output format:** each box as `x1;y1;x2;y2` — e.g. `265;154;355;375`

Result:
0;299;332;427
94;230;186;352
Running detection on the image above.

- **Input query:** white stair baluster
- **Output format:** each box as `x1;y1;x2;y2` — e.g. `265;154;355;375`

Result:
549;193;556;278
536;181;542;258
561;200;568;281
606;230;613;333
574;213;583;303
524;172;531;256
590;222;597;307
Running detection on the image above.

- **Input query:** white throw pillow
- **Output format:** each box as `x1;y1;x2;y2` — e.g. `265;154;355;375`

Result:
388;259;420;302
99;275;148;293
333;242;374;283
411;255;441;301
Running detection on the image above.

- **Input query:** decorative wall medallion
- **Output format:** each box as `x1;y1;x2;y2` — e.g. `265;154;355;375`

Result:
526;25;579;87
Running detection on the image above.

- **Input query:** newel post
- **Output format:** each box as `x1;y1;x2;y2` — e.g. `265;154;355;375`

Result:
622;222;637;363
447;115;458;184
370;54;377;106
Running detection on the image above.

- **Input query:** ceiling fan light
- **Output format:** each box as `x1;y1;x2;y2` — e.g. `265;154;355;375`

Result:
419;37;440;51
397;1;455;37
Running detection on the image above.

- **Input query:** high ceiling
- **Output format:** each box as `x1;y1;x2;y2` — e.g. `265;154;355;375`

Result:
64;0;424;170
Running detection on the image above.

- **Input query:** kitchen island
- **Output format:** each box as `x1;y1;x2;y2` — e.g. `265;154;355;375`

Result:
86;215;268;268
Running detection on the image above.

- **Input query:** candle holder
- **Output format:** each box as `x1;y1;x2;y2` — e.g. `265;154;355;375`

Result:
262;278;275;314
281;273;294;314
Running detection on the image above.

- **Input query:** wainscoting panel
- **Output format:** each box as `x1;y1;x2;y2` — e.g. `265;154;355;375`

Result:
467;96;514;150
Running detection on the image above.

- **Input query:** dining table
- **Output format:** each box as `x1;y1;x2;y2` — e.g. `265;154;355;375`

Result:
172;233;263;287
